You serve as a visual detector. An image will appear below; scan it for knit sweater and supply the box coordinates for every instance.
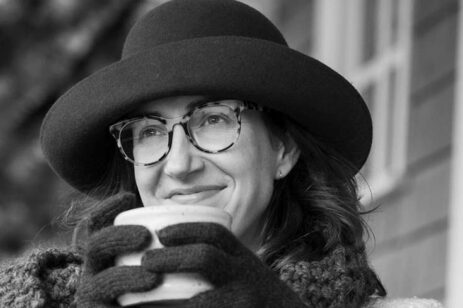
[0,248,442,308]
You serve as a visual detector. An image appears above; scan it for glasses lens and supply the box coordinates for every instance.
[189,105,239,152]
[119,118,169,164]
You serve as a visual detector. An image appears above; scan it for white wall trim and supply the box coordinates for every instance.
[445,0,463,306]
[312,0,347,72]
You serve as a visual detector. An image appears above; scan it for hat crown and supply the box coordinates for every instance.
[122,0,287,58]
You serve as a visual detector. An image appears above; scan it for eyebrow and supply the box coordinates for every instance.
[130,96,216,118]
[185,96,216,110]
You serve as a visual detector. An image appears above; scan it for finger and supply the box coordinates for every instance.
[142,244,234,286]
[183,282,262,308]
[88,192,138,233]
[79,266,161,303]
[86,225,151,273]
[157,222,243,255]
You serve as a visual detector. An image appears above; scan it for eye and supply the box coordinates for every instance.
[197,113,234,128]
[204,114,226,125]
[189,104,236,130]
[138,126,165,139]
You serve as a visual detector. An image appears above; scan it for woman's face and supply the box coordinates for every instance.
[132,96,298,250]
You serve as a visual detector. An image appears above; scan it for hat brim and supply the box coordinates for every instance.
[40,36,372,193]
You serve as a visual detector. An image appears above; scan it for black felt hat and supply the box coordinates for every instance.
[40,0,372,194]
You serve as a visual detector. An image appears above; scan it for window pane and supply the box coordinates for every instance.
[389,0,400,46]
[361,0,379,62]
[385,68,397,170]
[273,0,315,53]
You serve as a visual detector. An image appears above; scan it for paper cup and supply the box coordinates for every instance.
[114,205,232,307]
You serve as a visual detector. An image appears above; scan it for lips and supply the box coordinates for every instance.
[164,185,226,204]
[167,185,225,198]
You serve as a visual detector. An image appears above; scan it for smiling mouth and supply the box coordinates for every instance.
[167,186,226,204]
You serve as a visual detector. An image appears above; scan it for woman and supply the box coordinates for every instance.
[0,0,443,307]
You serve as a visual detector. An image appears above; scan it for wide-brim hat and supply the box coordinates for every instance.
[40,0,372,194]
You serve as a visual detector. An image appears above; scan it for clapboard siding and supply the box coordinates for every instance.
[411,12,457,96]
[367,157,450,248]
[371,228,447,298]
[413,0,458,34]
[407,83,454,166]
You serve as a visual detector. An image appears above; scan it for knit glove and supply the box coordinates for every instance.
[75,192,160,308]
[142,222,307,308]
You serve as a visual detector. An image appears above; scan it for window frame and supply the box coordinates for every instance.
[313,0,413,204]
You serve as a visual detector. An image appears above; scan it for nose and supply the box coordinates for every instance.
[162,124,204,179]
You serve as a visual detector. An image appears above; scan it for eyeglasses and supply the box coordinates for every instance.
[109,100,262,166]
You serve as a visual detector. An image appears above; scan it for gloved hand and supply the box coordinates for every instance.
[141,222,307,308]
[75,192,160,308]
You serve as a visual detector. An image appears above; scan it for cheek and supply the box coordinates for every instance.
[231,164,274,226]
[225,129,279,236]
[134,167,157,204]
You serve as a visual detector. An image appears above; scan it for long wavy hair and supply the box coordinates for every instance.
[258,110,370,269]
[257,111,386,307]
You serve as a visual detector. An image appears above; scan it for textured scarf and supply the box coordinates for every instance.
[0,247,441,307]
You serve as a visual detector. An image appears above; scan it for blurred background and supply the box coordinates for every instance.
[1,0,462,305]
